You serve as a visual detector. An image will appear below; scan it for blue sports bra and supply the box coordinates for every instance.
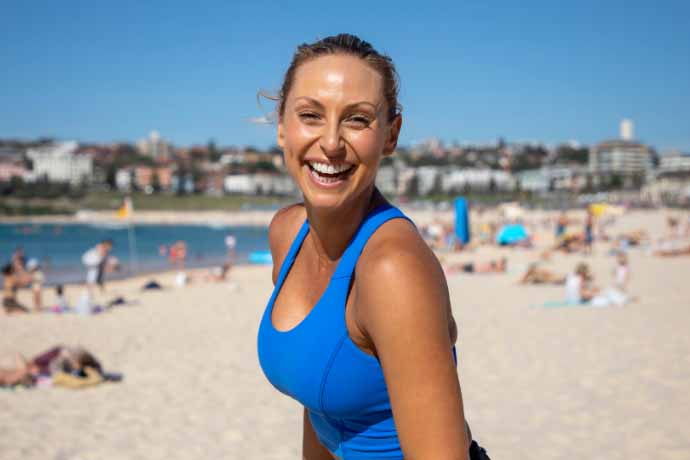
[258,204,417,459]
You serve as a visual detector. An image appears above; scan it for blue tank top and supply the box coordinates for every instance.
[257,204,413,459]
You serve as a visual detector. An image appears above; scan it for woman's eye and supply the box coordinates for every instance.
[346,116,371,127]
[298,112,321,122]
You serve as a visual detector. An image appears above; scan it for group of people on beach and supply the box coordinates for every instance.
[2,239,118,316]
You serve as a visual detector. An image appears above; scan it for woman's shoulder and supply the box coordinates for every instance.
[268,203,306,283]
[352,215,453,346]
[355,216,446,304]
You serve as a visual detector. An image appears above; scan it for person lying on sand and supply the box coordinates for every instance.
[519,263,566,285]
[0,345,121,389]
[654,243,690,257]
[444,257,507,275]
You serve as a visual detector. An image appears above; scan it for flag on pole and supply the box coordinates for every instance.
[117,196,133,220]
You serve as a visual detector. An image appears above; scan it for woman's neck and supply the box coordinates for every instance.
[304,187,382,265]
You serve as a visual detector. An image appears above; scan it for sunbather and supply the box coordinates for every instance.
[0,345,119,389]
[520,263,566,285]
[444,258,507,275]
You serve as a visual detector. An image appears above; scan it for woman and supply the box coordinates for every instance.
[257,34,488,459]
[2,263,29,314]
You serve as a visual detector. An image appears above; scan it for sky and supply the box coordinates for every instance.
[1,1,689,152]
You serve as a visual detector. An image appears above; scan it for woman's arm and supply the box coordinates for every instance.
[302,408,334,460]
[356,221,470,460]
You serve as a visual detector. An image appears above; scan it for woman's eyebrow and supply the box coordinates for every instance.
[293,97,379,112]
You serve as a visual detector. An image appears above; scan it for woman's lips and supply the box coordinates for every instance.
[305,163,355,188]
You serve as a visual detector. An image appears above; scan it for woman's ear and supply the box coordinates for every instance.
[277,119,285,150]
[383,115,402,156]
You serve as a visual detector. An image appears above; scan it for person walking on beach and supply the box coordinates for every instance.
[583,208,595,255]
[256,34,488,459]
[82,239,114,295]
[26,258,44,311]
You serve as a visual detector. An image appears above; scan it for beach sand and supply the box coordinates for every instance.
[1,209,689,459]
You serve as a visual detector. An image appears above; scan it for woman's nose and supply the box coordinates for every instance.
[319,121,345,157]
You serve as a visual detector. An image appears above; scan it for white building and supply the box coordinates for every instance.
[589,121,654,187]
[375,165,397,196]
[659,151,690,174]
[517,166,587,192]
[223,173,296,195]
[442,168,515,193]
[115,168,133,191]
[26,141,93,185]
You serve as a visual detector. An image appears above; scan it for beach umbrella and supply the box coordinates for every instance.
[496,224,529,245]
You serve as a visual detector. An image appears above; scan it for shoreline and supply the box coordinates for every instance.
[0,207,457,227]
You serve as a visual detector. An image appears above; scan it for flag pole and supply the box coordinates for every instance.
[119,195,138,275]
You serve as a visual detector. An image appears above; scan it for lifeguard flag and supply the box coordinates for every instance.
[117,197,133,219]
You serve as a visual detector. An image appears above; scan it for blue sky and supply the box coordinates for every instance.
[1,1,689,151]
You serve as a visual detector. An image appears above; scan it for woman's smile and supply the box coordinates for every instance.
[305,160,357,188]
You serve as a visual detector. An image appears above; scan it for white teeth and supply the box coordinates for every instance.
[308,161,352,175]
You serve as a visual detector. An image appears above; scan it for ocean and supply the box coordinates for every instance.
[0,222,270,285]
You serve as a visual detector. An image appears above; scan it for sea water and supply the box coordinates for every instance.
[0,222,269,285]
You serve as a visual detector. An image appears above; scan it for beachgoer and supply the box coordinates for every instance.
[0,345,115,389]
[10,246,31,287]
[614,253,629,292]
[54,284,70,312]
[82,239,114,294]
[555,212,568,241]
[2,263,29,314]
[256,34,488,459]
[519,262,566,285]
[565,262,598,304]
[445,258,507,275]
[26,258,44,311]
[583,209,594,255]
[654,243,690,257]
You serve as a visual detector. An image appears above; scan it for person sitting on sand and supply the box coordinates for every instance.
[2,263,29,315]
[52,284,71,312]
[519,262,566,285]
[565,262,599,304]
[0,345,120,389]
[444,257,507,275]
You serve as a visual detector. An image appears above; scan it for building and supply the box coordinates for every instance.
[589,120,654,188]
[115,168,133,191]
[442,168,515,193]
[223,173,296,195]
[26,141,93,185]
[0,160,28,182]
[517,165,588,192]
[136,131,171,161]
[658,150,690,175]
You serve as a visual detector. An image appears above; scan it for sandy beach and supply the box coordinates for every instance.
[2,208,690,459]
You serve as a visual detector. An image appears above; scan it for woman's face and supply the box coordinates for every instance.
[278,54,401,212]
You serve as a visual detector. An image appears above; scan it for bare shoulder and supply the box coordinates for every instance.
[354,218,450,337]
[268,203,306,284]
[357,218,444,288]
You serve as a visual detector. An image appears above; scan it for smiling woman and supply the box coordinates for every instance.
[256,34,489,460]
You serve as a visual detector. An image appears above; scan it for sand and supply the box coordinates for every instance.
[1,209,689,459]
